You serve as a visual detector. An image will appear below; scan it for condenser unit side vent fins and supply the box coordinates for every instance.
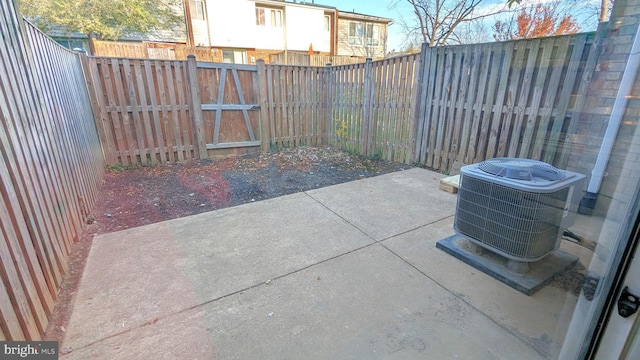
[453,158,585,262]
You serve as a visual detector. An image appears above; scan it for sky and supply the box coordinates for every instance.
[310,0,602,51]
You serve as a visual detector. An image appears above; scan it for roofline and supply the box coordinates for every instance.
[251,0,394,23]
[252,0,337,11]
[336,10,393,24]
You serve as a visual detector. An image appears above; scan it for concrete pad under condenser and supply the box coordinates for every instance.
[436,235,579,296]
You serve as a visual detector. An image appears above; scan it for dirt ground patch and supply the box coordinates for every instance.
[45,147,411,344]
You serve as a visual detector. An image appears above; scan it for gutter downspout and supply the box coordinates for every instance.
[579,20,640,215]
[283,8,288,65]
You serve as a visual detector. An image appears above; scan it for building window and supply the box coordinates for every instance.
[271,9,283,27]
[256,7,283,27]
[349,21,380,47]
[222,49,248,64]
[324,15,331,32]
[256,8,266,26]
[190,0,206,21]
[348,22,363,45]
[366,24,380,46]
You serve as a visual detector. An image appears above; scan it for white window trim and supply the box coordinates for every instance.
[222,49,248,64]
[348,22,363,46]
[270,9,283,27]
[348,21,380,48]
[256,6,283,28]
[191,0,206,21]
[256,7,266,26]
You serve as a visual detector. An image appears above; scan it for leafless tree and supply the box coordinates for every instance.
[393,0,507,46]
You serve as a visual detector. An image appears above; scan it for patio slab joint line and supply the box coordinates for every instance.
[377,241,544,357]
[302,191,378,242]
[65,240,384,353]
[303,191,455,243]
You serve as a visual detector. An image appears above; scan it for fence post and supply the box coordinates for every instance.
[413,43,429,164]
[361,58,373,157]
[256,59,271,152]
[324,63,333,146]
[185,55,208,159]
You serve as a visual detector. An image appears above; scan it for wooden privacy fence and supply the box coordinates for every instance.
[84,56,263,164]
[327,55,420,163]
[414,33,598,172]
[1,5,104,341]
[262,65,330,149]
[87,32,598,172]
[84,57,196,165]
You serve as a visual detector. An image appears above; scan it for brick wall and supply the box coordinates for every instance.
[252,49,283,64]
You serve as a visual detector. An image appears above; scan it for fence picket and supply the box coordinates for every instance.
[474,44,503,164]
[558,32,601,168]
[497,40,526,159]
[102,59,127,164]
[434,49,453,169]
[486,42,514,160]
[446,48,466,169]
[145,60,167,162]
[466,46,492,164]
[532,36,571,161]
[164,61,184,161]
[508,39,541,158]
[457,45,481,166]
[520,39,554,158]
[121,59,147,162]
[545,34,588,164]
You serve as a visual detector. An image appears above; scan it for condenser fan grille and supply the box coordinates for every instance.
[478,158,565,181]
[454,176,570,260]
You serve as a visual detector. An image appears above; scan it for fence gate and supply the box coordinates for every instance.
[192,62,261,150]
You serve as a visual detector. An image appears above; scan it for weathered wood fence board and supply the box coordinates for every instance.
[1,2,103,341]
[413,33,598,172]
[197,62,261,149]
[86,56,265,164]
[86,57,196,164]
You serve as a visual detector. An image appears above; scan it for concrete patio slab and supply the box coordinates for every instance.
[64,192,374,349]
[62,167,593,359]
[306,169,456,240]
[63,245,542,360]
[382,219,591,358]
